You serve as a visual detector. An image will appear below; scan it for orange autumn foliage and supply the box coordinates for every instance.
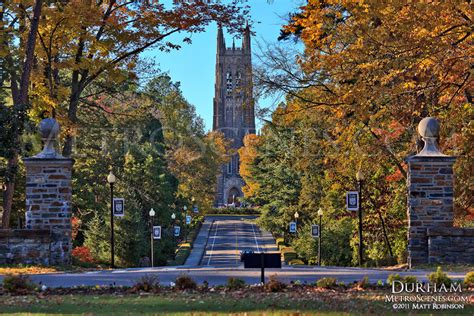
[238,134,262,198]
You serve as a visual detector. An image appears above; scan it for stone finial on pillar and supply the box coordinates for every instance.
[406,117,456,267]
[35,118,63,159]
[416,117,445,157]
[23,118,74,265]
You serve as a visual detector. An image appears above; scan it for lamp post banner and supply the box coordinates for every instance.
[311,225,320,238]
[153,226,161,239]
[289,222,297,233]
[113,198,125,217]
[186,215,192,225]
[174,226,181,237]
[346,191,359,211]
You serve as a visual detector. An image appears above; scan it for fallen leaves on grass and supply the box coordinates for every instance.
[0,266,58,275]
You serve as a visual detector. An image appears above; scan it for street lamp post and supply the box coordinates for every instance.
[317,208,323,266]
[171,212,176,236]
[107,171,116,269]
[294,211,299,236]
[149,208,155,267]
[183,206,188,242]
[356,170,364,266]
[171,212,176,259]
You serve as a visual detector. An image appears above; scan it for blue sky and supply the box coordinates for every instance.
[141,1,303,131]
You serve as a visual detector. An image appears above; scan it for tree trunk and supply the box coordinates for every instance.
[1,0,42,228]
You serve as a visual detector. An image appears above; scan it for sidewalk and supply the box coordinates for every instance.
[184,219,213,266]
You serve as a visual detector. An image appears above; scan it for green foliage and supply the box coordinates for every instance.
[387,274,417,286]
[464,271,474,287]
[428,267,452,287]
[288,259,305,265]
[276,238,286,249]
[77,76,203,266]
[2,274,37,294]
[227,278,246,290]
[206,207,260,215]
[168,243,191,266]
[316,277,337,288]
[280,247,297,264]
[174,275,197,291]
[404,276,418,284]
[386,274,403,286]
[240,105,400,267]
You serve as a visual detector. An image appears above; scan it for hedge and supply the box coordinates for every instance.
[288,259,305,265]
[276,238,286,250]
[168,243,191,266]
[205,207,260,215]
[281,247,297,263]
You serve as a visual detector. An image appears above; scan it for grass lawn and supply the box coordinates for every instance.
[1,291,472,315]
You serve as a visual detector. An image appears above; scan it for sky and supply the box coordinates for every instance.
[141,1,304,132]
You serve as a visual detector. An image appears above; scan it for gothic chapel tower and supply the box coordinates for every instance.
[213,24,255,207]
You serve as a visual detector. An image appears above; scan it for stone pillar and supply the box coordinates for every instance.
[406,117,456,268]
[23,118,74,265]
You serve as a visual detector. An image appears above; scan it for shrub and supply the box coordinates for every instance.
[264,275,286,292]
[308,257,318,265]
[464,271,474,288]
[288,259,305,265]
[387,274,403,286]
[206,207,260,215]
[428,266,452,287]
[71,246,95,263]
[2,274,37,294]
[377,280,384,287]
[227,278,246,290]
[175,274,197,290]
[168,243,191,266]
[132,274,160,292]
[404,275,418,284]
[316,277,337,288]
[276,238,285,249]
[356,276,370,289]
[281,247,297,263]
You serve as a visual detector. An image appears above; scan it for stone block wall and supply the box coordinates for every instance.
[0,230,51,265]
[406,156,457,267]
[428,227,474,264]
[23,158,74,265]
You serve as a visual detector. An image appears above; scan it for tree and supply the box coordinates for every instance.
[144,75,228,210]
[76,87,178,266]
[1,0,249,227]
[246,1,472,265]
[0,0,43,228]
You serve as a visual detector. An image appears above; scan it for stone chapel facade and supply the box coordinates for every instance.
[213,25,255,207]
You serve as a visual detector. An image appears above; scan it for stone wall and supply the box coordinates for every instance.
[406,156,457,266]
[0,230,51,265]
[0,118,74,266]
[406,117,474,268]
[428,227,474,264]
[23,158,74,265]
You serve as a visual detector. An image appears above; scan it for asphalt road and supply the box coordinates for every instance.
[200,217,277,266]
[0,216,468,288]
[0,266,467,288]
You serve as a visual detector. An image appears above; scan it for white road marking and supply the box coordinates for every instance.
[235,222,239,265]
[207,222,219,266]
[251,223,260,252]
